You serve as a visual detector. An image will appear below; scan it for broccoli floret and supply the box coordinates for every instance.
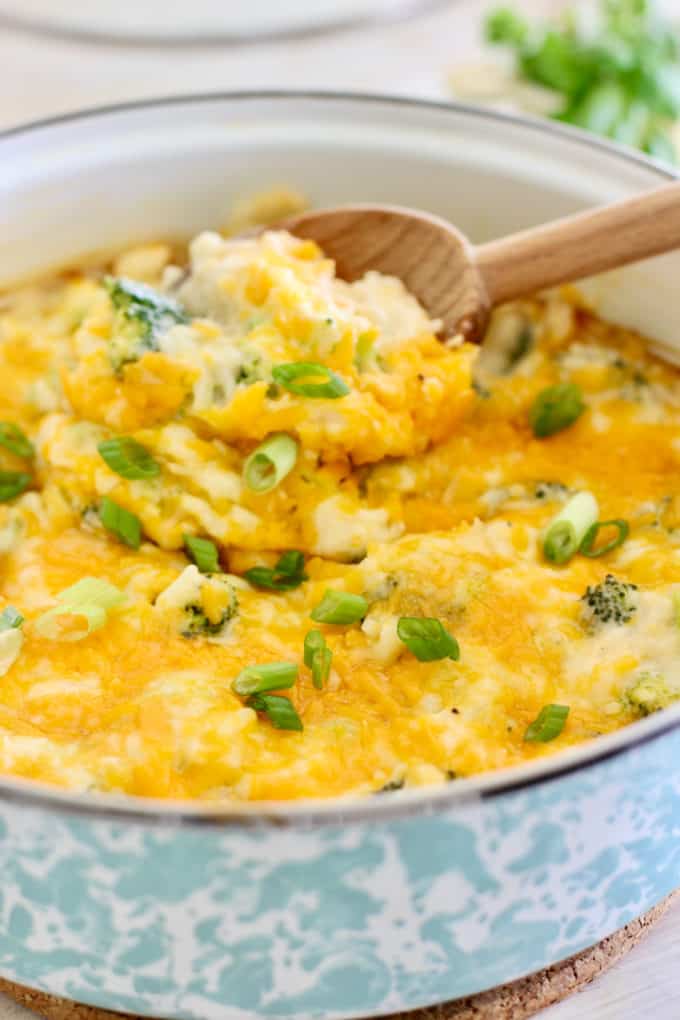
[235,347,268,387]
[580,574,639,629]
[626,672,680,717]
[375,777,405,794]
[104,277,188,372]
[181,574,238,638]
[155,565,238,639]
[480,480,569,516]
[534,481,569,502]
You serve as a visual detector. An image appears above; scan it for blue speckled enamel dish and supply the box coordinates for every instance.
[1,92,680,1019]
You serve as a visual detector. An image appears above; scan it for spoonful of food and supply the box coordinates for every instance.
[281,184,680,342]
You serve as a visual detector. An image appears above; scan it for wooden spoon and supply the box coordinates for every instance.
[281,185,680,341]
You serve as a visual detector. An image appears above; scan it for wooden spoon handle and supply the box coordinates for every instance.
[474,181,680,307]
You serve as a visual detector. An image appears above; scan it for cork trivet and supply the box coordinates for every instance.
[1,892,677,1020]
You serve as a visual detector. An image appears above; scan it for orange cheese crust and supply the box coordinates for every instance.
[0,238,678,802]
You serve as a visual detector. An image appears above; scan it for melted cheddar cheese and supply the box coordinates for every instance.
[0,230,679,802]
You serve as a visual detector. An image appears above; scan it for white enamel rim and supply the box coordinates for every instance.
[0,0,450,45]
[1,90,679,827]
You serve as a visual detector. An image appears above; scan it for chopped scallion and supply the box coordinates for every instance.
[303,628,325,668]
[524,704,570,743]
[247,693,303,731]
[184,534,220,574]
[0,423,34,460]
[243,434,298,493]
[272,361,350,399]
[0,606,23,631]
[530,383,584,438]
[543,491,599,565]
[673,591,680,630]
[304,629,332,689]
[35,577,127,642]
[97,436,160,480]
[310,589,368,625]
[579,519,629,558]
[232,661,298,697]
[397,617,460,662]
[57,577,128,611]
[485,1,680,165]
[0,471,30,503]
[99,497,142,549]
[244,550,307,591]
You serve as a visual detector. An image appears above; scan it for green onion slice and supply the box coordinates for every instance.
[0,423,34,460]
[243,434,298,493]
[579,519,629,558]
[312,646,332,689]
[543,491,599,565]
[272,362,350,399]
[247,693,304,731]
[99,497,142,549]
[0,471,30,503]
[303,629,325,668]
[672,591,680,630]
[524,704,570,743]
[530,383,584,438]
[304,629,332,689]
[97,436,160,480]
[57,578,127,611]
[244,550,307,591]
[310,589,368,625]
[184,534,220,574]
[397,617,460,662]
[0,606,23,632]
[35,577,127,642]
[232,661,298,697]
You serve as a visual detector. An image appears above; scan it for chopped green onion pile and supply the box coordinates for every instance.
[304,629,332,689]
[245,550,307,591]
[486,0,680,163]
[311,589,369,625]
[35,577,127,641]
[0,422,34,460]
[99,497,142,549]
[232,661,298,697]
[243,433,298,493]
[272,361,350,399]
[530,382,584,438]
[97,436,160,480]
[543,491,599,565]
[397,616,460,662]
[184,534,220,574]
[524,703,570,742]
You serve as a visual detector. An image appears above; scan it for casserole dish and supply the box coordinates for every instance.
[0,0,447,44]
[1,92,680,1019]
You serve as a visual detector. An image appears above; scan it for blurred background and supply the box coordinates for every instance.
[2,0,680,169]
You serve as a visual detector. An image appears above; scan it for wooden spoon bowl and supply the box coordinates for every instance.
[282,186,680,342]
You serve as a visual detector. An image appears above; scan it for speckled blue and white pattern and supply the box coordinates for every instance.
[0,731,678,1020]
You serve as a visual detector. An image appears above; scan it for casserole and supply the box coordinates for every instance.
[0,92,680,1019]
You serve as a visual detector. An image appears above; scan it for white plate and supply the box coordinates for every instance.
[0,0,443,41]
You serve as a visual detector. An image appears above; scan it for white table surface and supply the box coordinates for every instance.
[1,1,680,1017]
